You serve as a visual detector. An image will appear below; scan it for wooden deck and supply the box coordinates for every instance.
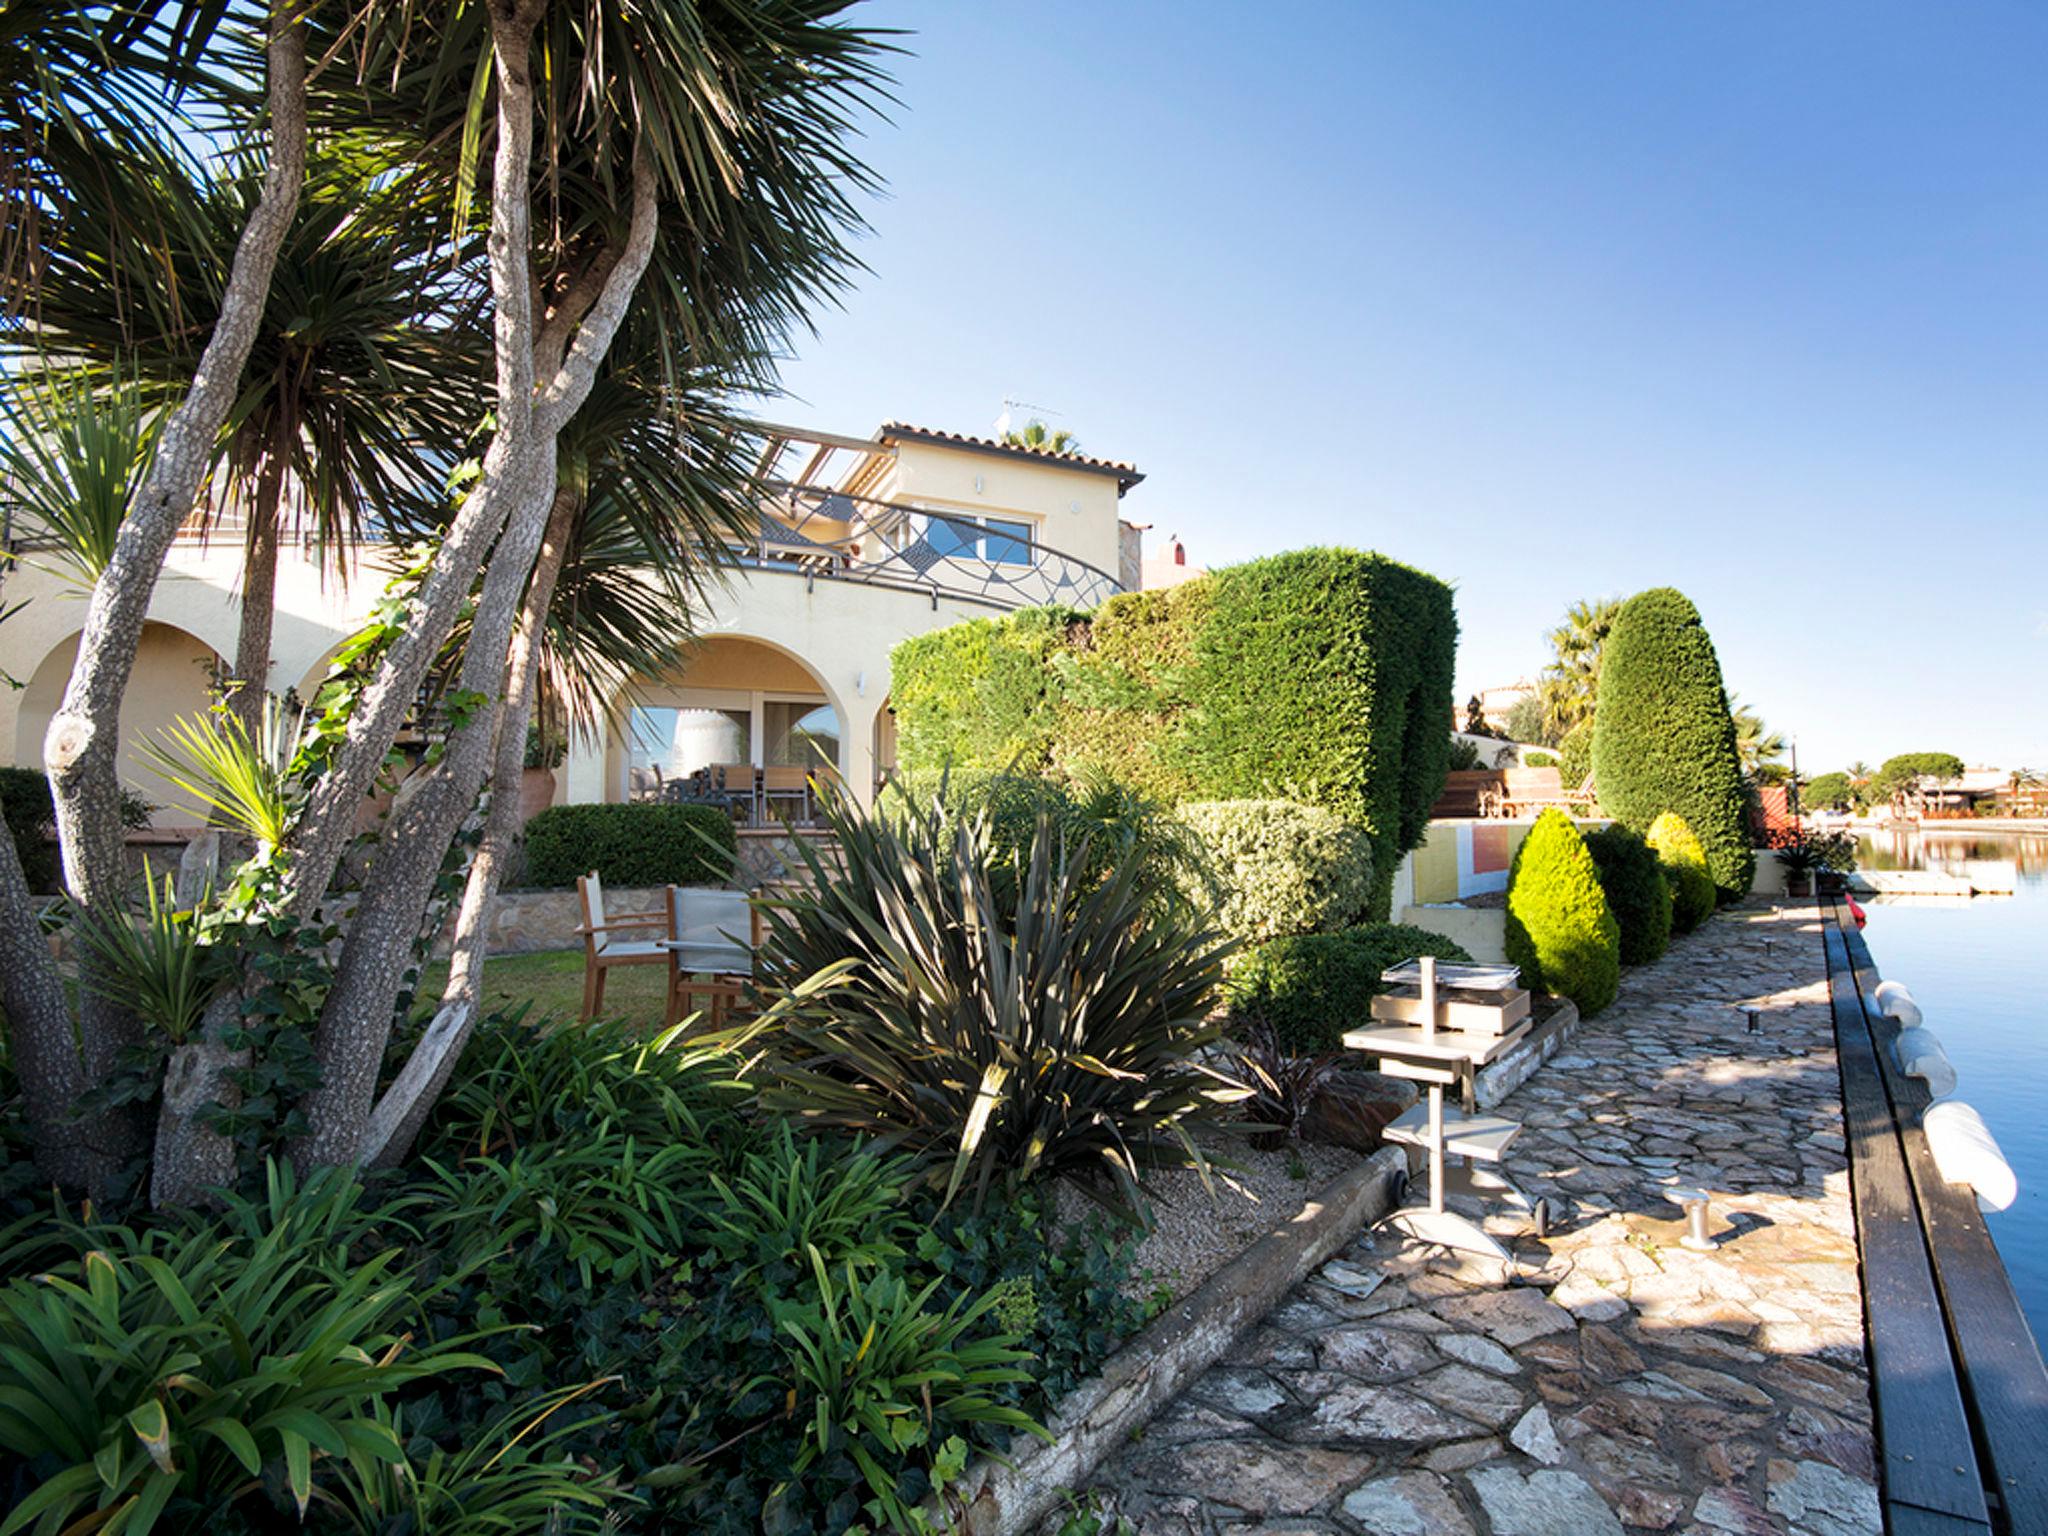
[1824,897,2048,1534]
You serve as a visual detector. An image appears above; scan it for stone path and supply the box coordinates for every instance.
[1068,901,1879,1535]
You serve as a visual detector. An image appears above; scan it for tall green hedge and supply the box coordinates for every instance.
[891,548,1457,919]
[1590,588,1755,899]
[524,803,738,890]
[1503,809,1620,1016]
[1170,800,1373,945]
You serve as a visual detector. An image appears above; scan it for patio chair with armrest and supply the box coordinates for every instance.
[664,885,756,1028]
[577,871,668,1020]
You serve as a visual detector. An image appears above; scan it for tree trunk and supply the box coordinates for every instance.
[0,796,92,1190]
[33,0,307,1196]
[231,433,288,740]
[150,990,249,1208]
[362,483,579,1169]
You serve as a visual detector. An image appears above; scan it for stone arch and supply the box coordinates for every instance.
[15,622,226,828]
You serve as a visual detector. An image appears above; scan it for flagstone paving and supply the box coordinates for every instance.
[1066,900,1879,1535]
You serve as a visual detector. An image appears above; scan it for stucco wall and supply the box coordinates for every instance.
[888,439,1125,580]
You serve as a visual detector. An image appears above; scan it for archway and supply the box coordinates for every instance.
[15,623,225,828]
[600,633,850,808]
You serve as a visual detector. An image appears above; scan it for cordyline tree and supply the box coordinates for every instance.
[0,0,887,1207]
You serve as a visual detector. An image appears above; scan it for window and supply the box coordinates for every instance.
[627,705,749,796]
[764,701,840,771]
[921,511,1035,566]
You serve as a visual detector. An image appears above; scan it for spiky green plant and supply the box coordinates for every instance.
[0,370,159,581]
[758,783,1245,1220]
[70,861,228,1044]
[140,699,298,849]
[771,1245,1044,1530]
[0,1163,493,1536]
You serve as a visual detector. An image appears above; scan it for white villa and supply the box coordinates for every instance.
[0,422,1148,829]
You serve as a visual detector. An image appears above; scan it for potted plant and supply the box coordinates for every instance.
[522,723,566,823]
[1768,826,1843,897]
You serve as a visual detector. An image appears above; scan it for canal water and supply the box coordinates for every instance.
[1850,828,2048,1344]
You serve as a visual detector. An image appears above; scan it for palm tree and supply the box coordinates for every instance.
[1002,418,1081,455]
[10,136,485,735]
[1537,595,1620,741]
[1728,694,1788,780]
[2010,767,2044,818]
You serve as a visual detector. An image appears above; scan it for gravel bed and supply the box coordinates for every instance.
[1058,1134,1363,1303]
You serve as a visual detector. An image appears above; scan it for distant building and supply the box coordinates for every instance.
[1141,532,1206,590]
[1472,678,1538,736]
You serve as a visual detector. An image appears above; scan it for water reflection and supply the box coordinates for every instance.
[1853,826,2048,882]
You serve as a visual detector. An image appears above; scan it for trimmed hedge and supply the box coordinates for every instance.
[1558,719,1593,790]
[891,547,1458,919]
[1503,809,1620,1016]
[1171,799,1372,946]
[1228,922,1473,1055]
[1590,588,1754,899]
[523,802,738,889]
[1585,823,1673,965]
[1646,811,1716,934]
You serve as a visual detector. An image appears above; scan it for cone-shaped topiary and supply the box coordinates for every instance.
[1585,824,1673,965]
[1646,811,1716,934]
[1504,809,1620,1016]
[1590,588,1755,900]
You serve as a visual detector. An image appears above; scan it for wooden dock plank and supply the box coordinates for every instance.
[1838,908,2048,1536]
[1824,908,1993,1532]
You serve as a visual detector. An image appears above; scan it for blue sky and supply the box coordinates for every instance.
[770,2,2048,774]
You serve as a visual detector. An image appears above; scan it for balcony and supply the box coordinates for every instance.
[739,483,1121,612]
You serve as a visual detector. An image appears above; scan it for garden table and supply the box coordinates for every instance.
[1342,957,1544,1260]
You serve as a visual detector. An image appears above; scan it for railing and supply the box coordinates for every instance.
[743,485,1122,611]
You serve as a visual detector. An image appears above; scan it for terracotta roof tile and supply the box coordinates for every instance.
[876,421,1144,493]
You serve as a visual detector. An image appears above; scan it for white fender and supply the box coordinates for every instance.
[1892,1027,1958,1100]
[1922,1101,2018,1214]
[1874,979,1923,1028]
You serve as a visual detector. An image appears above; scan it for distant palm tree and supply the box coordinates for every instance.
[1002,418,1081,455]
[1537,595,1621,742]
[1728,694,1787,779]
[2010,767,2044,817]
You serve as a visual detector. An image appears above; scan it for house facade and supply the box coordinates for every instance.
[0,423,1145,828]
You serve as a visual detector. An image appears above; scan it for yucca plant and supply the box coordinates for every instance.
[769,1245,1045,1531]
[70,861,229,1045]
[0,1163,494,1536]
[0,369,160,583]
[759,783,1246,1221]
[141,697,301,851]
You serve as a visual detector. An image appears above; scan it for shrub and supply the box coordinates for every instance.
[1228,923,1474,1055]
[1584,824,1673,965]
[0,1165,492,1536]
[522,801,737,889]
[1646,811,1716,934]
[757,783,1241,1219]
[0,767,150,894]
[1447,737,1484,771]
[1524,751,1557,769]
[1503,810,1620,1016]
[1590,588,1755,899]
[891,547,1459,919]
[1557,719,1594,790]
[1170,799,1372,945]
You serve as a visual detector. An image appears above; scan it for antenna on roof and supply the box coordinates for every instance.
[996,396,1063,438]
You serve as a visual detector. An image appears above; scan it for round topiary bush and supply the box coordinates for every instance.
[1172,799,1373,945]
[1590,588,1755,900]
[1228,922,1472,1055]
[1503,809,1620,1016]
[1646,811,1716,934]
[1584,823,1672,965]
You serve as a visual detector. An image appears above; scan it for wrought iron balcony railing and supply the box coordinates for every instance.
[742,485,1122,611]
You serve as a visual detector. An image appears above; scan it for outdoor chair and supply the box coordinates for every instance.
[665,885,756,1028]
[576,871,667,1020]
[761,766,812,824]
[712,762,758,824]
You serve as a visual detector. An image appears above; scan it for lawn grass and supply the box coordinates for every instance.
[417,948,670,1027]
